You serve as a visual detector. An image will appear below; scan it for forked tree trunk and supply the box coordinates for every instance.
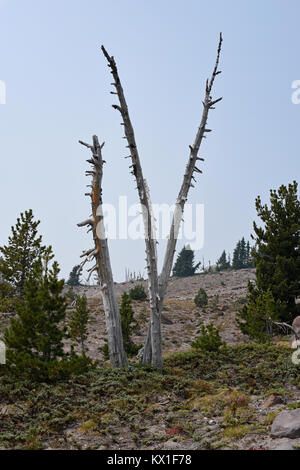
[101,34,223,370]
[78,136,128,368]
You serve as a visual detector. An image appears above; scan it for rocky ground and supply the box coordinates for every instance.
[65,268,256,361]
[1,268,300,451]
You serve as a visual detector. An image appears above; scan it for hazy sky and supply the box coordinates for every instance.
[0,0,299,282]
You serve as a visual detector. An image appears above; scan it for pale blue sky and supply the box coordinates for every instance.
[0,0,299,282]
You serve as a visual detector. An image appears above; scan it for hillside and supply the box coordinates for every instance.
[1,268,300,451]
[67,268,256,361]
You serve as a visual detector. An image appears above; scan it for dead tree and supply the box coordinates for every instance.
[101,35,223,371]
[102,45,162,369]
[78,135,128,368]
[267,317,300,346]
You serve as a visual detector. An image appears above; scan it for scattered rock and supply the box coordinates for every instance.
[273,440,295,450]
[263,394,284,409]
[146,425,165,437]
[163,441,181,450]
[271,409,300,438]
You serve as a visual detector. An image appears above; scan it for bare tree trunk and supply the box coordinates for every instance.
[78,136,128,368]
[142,33,223,362]
[100,34,223,370]
[101,47,162,371]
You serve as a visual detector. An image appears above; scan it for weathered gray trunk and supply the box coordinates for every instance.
[101,34,223,370]
[101,47,162,371]
[78,136,128,368]
[291,316,300,348]
[142,34,223,362]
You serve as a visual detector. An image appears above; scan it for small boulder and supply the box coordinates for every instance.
[271,409,300,438]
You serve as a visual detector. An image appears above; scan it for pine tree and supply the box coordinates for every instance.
[4,253,68,380]
[232,240,242,269]
[66,265,82,286]
[232,238,253,270]
[0,210,49,302]
[240,237,247,267]
[216,250,231,271]
[245,241,254,268]
[69,295,89,355]
[119,292,141,357]
[249,181,300,322]
[238,288,279,342]
[172,246,200,277]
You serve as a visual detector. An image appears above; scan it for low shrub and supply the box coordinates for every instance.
[194,288,208,308]
[191,323,226,352]
[129,285,147,301]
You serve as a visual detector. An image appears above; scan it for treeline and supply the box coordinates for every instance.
[216,237,254,271]
[172,238,254,278]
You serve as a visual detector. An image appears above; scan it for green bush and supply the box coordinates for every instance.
[101,342,109,361]
[102,293,142,360]
[129,285,147,301]
[120,293,141,357]
[237,287,279,343]
[194,288,208,308]
[68,294,89,355]
[191,323,226,352]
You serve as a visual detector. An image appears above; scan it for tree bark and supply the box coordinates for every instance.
[101,46,162,371]
[78,136,128,368]
[142,33,223,362]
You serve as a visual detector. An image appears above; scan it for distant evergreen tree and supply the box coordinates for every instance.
[0,210,49,302]
[245,241,254,268]
[232,237,254,270]
[194,288,208,307]
[66,265,82,286]
[69,294,89,355]
[172,246,200,277]
[216,250,231,271]
[129,284,147,301]
[232,240,242,269]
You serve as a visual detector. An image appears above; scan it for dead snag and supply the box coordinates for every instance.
[101,33,223,370]
[78,135,128,368]
[101,46,161,371]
